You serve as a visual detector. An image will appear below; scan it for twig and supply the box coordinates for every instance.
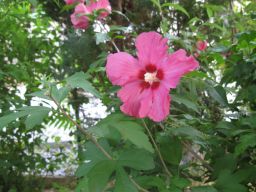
[142,119,172,177]
[129,176,149,192]
[159,123,213,172]
[111,40,120,52]
[99,22,120,53]
[49,94,148,191]
[182,141,214,172]
[49,95,113,160]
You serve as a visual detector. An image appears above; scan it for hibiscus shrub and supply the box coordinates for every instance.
[1,0,256,191]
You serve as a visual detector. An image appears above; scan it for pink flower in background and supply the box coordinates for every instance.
[106,32,199,122]
[70,0,111,29]
[87,0,111,19]
[71,3,90,29]
[65,0,84,5]
[196,40,208,51]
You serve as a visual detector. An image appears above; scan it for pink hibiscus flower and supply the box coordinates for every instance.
[70,0,111,29]
[196,40,208,51]
[87,0,111,19]
[65,0,84,5]
[106,32,199,122]
[71,3,90,29]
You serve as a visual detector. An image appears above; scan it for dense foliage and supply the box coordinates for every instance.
[0,0,256,191]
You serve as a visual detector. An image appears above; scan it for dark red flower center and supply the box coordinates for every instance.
[138,64,164,90]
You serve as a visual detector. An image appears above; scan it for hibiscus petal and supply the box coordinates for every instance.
[106,52,140,86]
[118,81,153,118]
[161,49,199,89]
[71,3,90,29]
[148,86,170,122]
[135,32,168,66]
[196,40,208,51]
[87,0,111,18]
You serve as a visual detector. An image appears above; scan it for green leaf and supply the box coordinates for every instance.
[157,136,182,165]
[111,10,130,22]
[26,90,50,100]
[150,0,161,11]
[90,113,154,152]
[134,176,166,191]
[0,106,50,129]
[162,3,190,18]
[191,186,218,192]
[213,154,237,177]
[0,111,30,129]
[171,126,204,140]
[25,110,49,130]
[51,85,70,103]
[76,140,110,177]
[170,176,190,189]
[114,122,154,153]
[235,133,256,156]
[87,160,116,192]
[206,6,213,18]
[89,113,126,141]
[75,177,89,192]
[215,170,247,192]
[114,167,138,192]
[118,149,155,171]
[208,85,228,107]
[172,95,199,113]
[66,72,100,98]
[185,71,208,79]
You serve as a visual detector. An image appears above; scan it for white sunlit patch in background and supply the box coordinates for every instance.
[17,84,108,176]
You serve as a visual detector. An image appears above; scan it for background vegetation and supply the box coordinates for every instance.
[0,0,256,191]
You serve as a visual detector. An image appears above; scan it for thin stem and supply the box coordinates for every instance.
[49,95,113,160]
[182,141,214,172]
[111,40,120,52]
[49,94,148,191]
[99,22,120,53]
[129,176,149,192]
[142,119,172,177]
[159,124,214,172]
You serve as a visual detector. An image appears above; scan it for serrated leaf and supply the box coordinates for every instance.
[172,95,199,113]
[134,176,166,191]
[76,140,110,177]
[158,136,182,165]
[66,72,100,98]
[235,133,256,156]
[215,170,247,192]
[0,106,50,129]
[171,126,204,140]
[26,90,50,100]
[213,154,237,177]
[90,113,153,152]
[25,110,49,130]
[118,149,155,171]
[88,160,116,192]
[89,113,126,141]
[208,85,228,107]
[51,85,70,103]
[0,111,31,129]
[114,167,138,192]
[114,122,154,153]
